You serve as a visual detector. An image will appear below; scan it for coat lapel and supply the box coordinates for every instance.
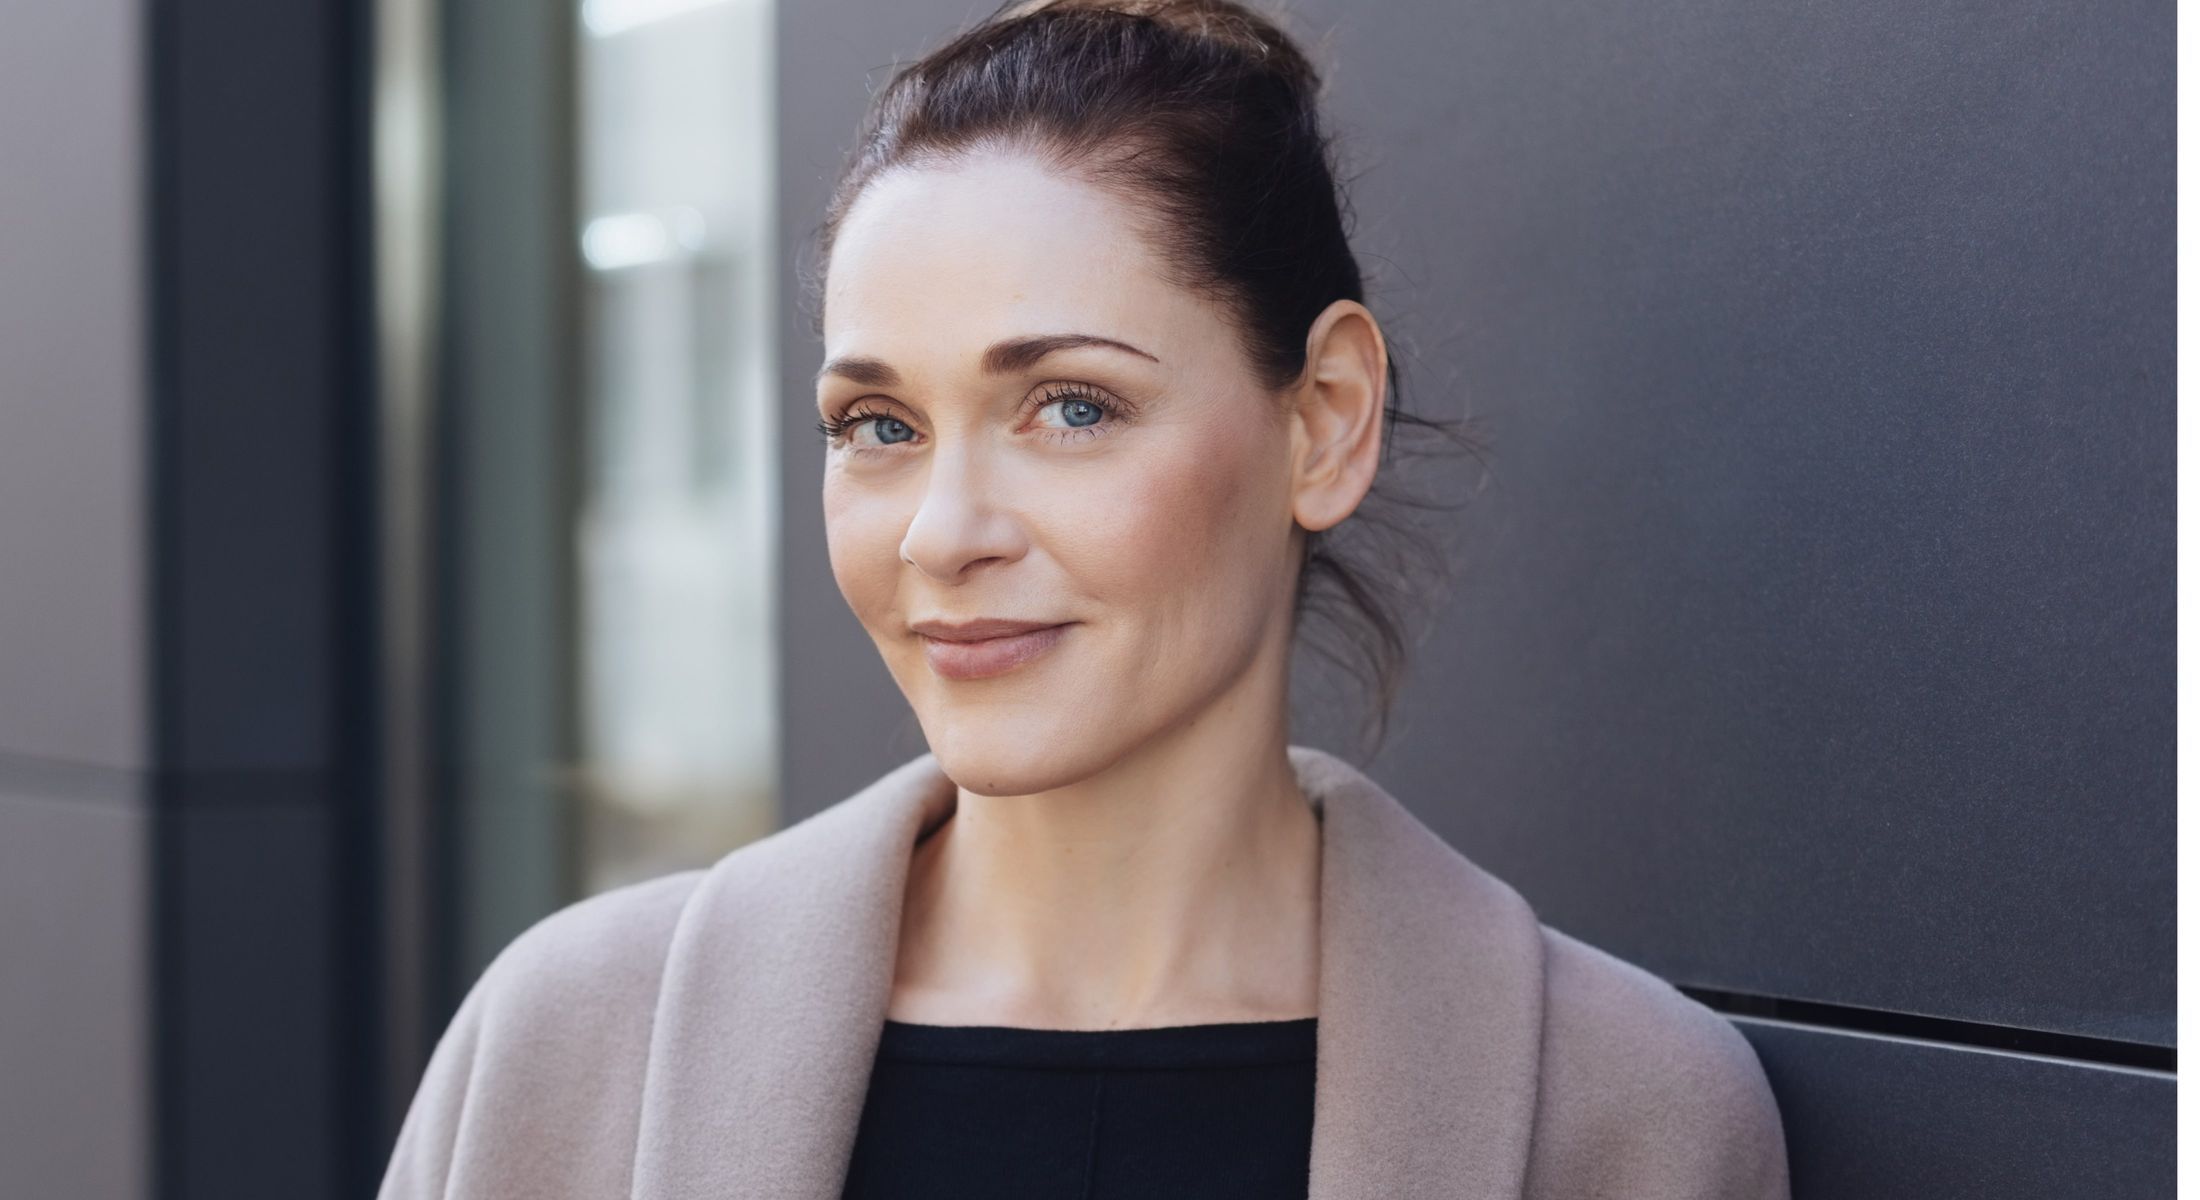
[629,745,1546,1199]
[1292,745,1548,1199]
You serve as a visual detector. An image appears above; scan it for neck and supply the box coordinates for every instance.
[888,658,1321,1031]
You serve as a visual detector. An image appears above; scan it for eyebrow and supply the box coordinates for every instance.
[814,333,1160,389]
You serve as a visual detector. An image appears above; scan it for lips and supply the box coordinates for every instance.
[913,620,1072,680]
[909,616,1064,641]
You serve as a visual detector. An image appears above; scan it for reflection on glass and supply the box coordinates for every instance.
[574,0,778,894]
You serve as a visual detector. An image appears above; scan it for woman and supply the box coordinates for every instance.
[380,1,1791,1196]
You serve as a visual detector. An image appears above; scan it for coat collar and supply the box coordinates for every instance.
[629,744,1548,1199]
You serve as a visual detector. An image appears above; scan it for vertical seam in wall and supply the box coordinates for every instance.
[142,0,179,1190]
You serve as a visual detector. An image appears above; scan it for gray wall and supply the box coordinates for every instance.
[774,1,2174,1195]
[0,0,153,1194]
[0,0,380,1196]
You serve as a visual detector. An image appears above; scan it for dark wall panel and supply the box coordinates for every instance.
[1738,1019,2173,1197]
[1312,0,2173,1048]
[164,800,338,1199]
[152,0,379,1196]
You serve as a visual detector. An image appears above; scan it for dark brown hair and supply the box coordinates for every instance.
[802,0,1486,754]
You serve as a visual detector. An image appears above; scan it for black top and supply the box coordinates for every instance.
[840,1016,1318,1200]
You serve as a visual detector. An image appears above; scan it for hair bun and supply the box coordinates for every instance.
[988,0,1322,93]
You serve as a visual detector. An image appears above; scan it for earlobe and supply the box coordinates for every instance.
[1289,300,1388,534]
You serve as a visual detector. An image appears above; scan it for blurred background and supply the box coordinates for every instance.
[0,0,2174,1197]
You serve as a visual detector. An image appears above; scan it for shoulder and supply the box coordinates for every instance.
[464,772,911,1019]
[436,867,712,1089]
[466,867,707,1033]
[1524,924,1791,1199]
[379,869,710,1197]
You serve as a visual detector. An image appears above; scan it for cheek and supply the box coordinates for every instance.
[822,471,904,623]
[1054,408,1287,629]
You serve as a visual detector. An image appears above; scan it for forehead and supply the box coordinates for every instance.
[820,151,1206,367]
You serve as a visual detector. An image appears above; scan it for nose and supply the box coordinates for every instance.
[898,441,1027,582]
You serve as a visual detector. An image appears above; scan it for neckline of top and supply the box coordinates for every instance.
[875,1015,1318,1071]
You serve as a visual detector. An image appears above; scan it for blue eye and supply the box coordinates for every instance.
[868,417,916,445]
[817,405,917,450]
[1033,385,1120,439]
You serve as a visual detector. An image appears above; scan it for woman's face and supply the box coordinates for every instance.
[816,150,1307,794]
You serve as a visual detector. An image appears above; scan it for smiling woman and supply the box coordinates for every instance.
[812,147,1369,797]
[377,2,1791,1197]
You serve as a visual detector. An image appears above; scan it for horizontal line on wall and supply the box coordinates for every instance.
[0,751,145,807]
[1679,986,2174,1073]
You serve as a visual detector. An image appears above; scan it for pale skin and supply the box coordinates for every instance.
[816,148,1389,1031]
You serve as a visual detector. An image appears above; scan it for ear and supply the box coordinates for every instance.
[1288,299,1388,533]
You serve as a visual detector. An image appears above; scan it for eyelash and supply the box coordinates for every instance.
[815,383,1126,451]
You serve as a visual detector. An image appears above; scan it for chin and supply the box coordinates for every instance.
[918,715,1119,797]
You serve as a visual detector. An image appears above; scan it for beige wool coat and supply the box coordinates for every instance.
[379,745,1791,1199]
